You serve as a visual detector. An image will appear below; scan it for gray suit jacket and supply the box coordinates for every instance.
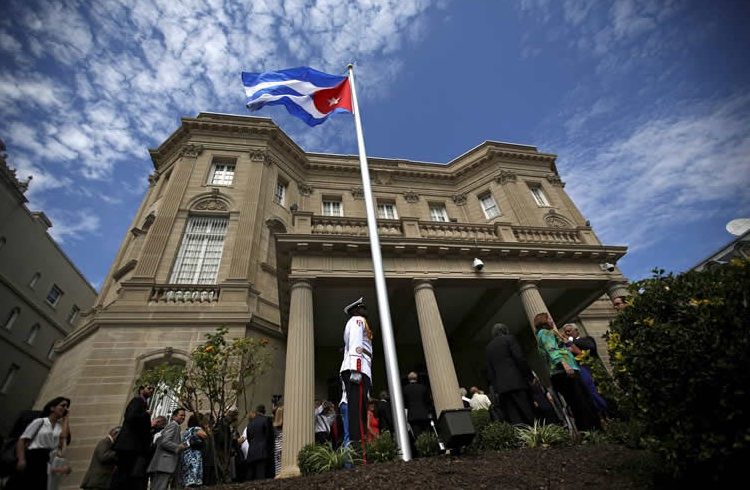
[147,420,182,474]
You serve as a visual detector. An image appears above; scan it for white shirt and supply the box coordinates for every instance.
[470,393,492,410]
[339,315,373,379]
[21,417,62,450]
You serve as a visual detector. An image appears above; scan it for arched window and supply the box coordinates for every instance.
[26,323,40,345]
[170,215,228,284]
[4,308,19,330]
[29,273,41,288]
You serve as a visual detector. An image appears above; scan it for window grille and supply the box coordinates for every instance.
[149,379,180,419]
[322,200,343,217]
[170,216,228,284]
[46,285,63,306]
[210,163,235,186]
[479,194,500,219]
[377,203,398,219]
[430,204,449,222]
[274,181,286,205]
[530,186,550,206]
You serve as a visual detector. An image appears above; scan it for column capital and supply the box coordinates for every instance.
[518,280,541,292]
[289,277,314,291]
[413,278,437,291]
[607,281,630,298]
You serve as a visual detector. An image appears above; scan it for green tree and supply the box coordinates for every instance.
[607,260,750,481]
[139,327,272,482]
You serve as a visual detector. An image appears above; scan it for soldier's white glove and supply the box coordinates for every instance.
[349,372,362,384]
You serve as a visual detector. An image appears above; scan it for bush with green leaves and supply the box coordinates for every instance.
[608,260,750,480]
[297,443,359,475]
[364,431,399,463]
[470,408,492,433]
[516,421,571,448]
[603,419,645,448]
[415,432,441,457]
[478,421,518,451]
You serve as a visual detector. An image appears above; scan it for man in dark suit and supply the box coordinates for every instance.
[80,427,120,489]
[402,372,432,440]
[485,323,535,426]
[146,408,186,490]
[245,405,273,481]
[110,385,154,490]
[375,391,393,434]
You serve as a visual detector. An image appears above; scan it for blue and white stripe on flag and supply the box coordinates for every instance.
[241,66,352,127]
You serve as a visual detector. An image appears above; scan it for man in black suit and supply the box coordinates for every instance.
[402,372,432,440]
[485,323,535,426]
[245,405,273,481]
[375,390,393,434]
[110,385,154,490]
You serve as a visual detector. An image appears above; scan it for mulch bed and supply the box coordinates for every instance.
[214,444,658,489]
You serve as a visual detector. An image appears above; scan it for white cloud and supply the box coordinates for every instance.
[562,94,750,253]
[47,210,101,244]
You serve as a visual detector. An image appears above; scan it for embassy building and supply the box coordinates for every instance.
[37,113,628,483]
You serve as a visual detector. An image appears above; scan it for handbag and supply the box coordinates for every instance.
[0,418,44,476]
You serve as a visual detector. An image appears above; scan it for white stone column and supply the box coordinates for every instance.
[607,281,630,302]
[413,279,463,417]
[518,281,550,332]
[278,279,315,478]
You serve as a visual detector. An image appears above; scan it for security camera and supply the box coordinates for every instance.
[600,262,615,272]
[472,258,484,271]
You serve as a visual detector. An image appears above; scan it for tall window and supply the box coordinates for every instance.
[1,364,20,394]
[29,273,41,288]
[429,203,449,222]
[26,324,40,345]
[46,285,63,307]
[529,185,550,207]
[322,199,343,217]
[209,161,235,186]
[67,306,80,325]
[4,308,19,330]
[377,203,398,219]
[274,180,287,206]
[170,216,228,284]
[47,343,57,361]
[479,194,500,219]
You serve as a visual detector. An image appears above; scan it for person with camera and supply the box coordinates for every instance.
[146,408,187,490]
[8,396,71,490]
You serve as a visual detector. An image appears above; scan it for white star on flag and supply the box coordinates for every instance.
[327,96,340,106]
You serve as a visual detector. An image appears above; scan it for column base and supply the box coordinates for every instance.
[277,465,302,479]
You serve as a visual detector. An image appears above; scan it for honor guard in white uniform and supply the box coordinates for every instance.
[339,297,373,453]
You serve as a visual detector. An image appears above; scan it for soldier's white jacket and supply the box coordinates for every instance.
[339,315,373,380]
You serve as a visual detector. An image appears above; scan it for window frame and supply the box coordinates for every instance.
[376,202,398,220]
[46,285,63,307]
[478,193,501,219]
[208,160,236,186]
[429,203,450,222]
[529,185,551,207]
[1,364,20,394]
[67,305,80,325]
[25,323,40,345]
[169,215,229,285]
[29,273,41,289]
[322,198,343,217]
[4,308,20,330]
[274,180,287,206]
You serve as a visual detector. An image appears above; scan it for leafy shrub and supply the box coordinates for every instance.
[580,430,609,445]
[603,419,645,448]
[516,421,571,448]
[608,260,750,480]
[478,421,518,451]
[365,431,399,463]
[297,443,358,474]
[470,408,492,433]
[415,432,441,457]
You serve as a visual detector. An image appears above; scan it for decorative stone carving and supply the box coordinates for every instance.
[403,191,420,203]
[372,171,392,185]
[298,183,313,196]
[546,173,565,187]
[249,149,273,166]
[194,199,228,211]
[496,170,517,185]
[351,187,364,200]
[452,193,467,206]
[180,144,204,158]
[544,209,572,228]
[148,173,158,187]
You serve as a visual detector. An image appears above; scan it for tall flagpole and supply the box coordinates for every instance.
[347,63,412,462]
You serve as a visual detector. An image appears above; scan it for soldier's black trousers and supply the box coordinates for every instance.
[341,371,371,446]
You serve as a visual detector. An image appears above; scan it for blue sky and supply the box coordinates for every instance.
[1,0,748,289]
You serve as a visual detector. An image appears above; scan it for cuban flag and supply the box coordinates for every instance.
[241,66,353,127]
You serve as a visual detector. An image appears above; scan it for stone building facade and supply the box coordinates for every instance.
[0,141,97,438]
[37,113,628,485]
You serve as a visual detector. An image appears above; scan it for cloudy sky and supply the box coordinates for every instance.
[1,0,748,289]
